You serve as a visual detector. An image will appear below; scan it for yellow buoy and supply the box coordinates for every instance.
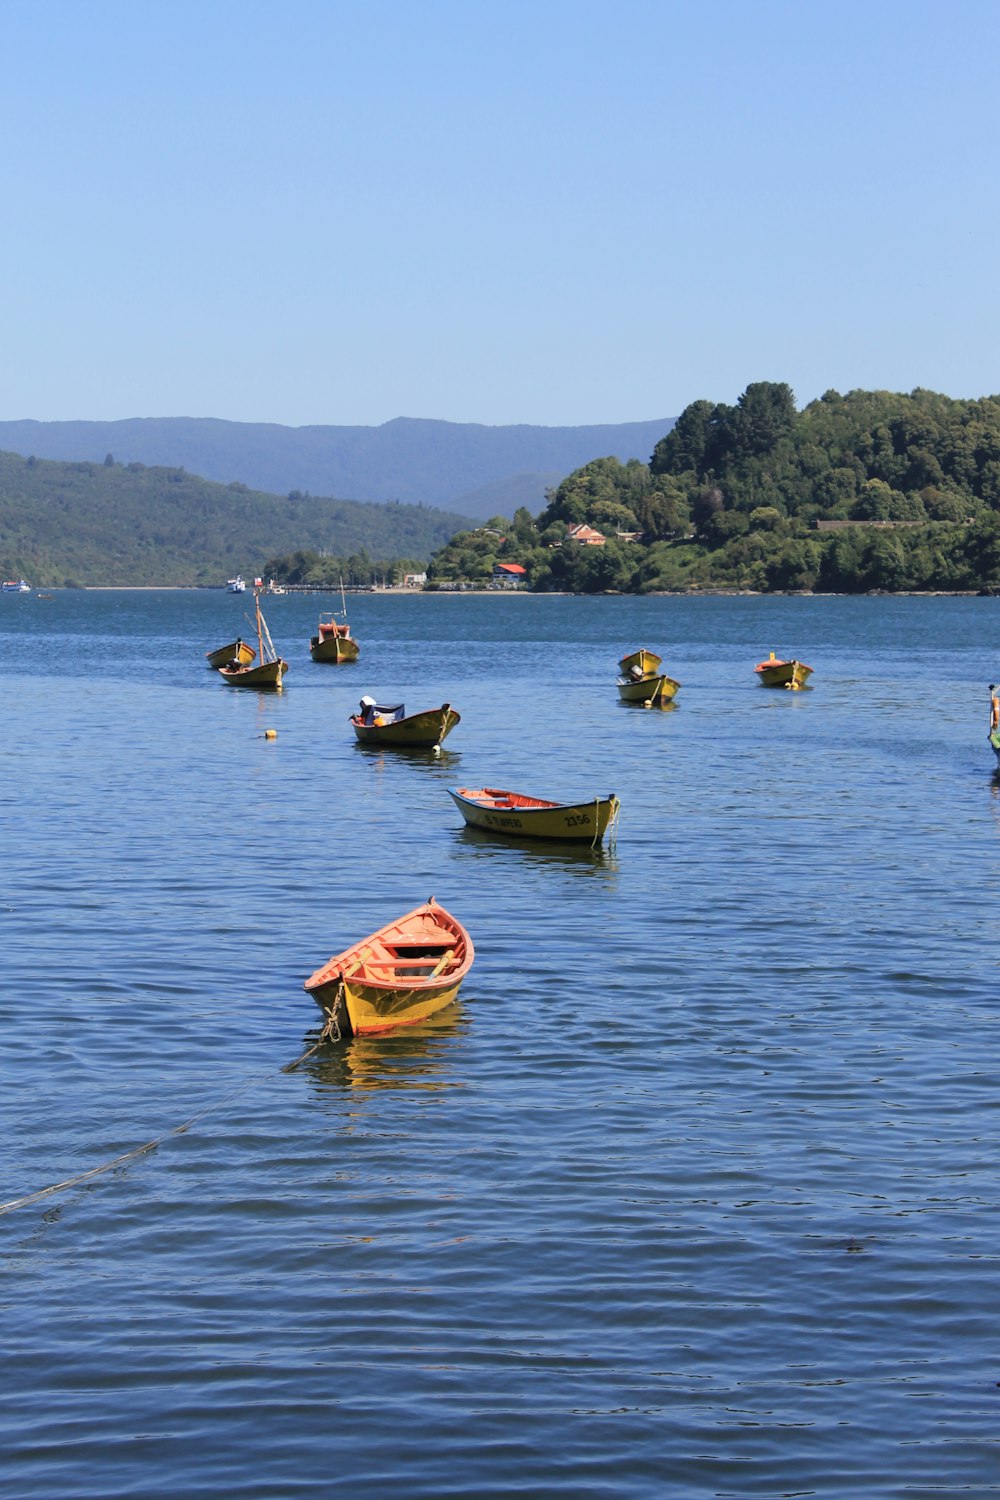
[264,729,277,740]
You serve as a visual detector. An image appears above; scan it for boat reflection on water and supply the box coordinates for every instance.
[453,823,620,879]
[353,744,462,776]
[302,1006,470,1095]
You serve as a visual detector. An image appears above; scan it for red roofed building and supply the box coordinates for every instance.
[565,523,606,546]
[491,562,527,589]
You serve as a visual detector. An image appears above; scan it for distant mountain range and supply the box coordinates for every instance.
[0,415,673,520]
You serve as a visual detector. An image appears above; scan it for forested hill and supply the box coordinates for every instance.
[427,385,1000,594]
[0,415,672,518]
[0,451,474,587]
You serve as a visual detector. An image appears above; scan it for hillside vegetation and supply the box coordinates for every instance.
[428,385,1000,593]
[0,451,473,586]
[0,415,672,518]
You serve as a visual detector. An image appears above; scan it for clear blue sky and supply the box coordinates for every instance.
[2,0,998,427]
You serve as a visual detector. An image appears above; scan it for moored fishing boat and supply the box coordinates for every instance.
[310,580,360,662]
[304,897,474,1035]
[616,646,680,705]
[218,592,289,690]
[351,698,459,747]
[754,652,813,689]
[226,575,247,593]
[990,685,1000,767]
[205,637,255,670]
[448,786,619,843]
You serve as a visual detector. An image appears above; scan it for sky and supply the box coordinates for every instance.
[2,0,998,428]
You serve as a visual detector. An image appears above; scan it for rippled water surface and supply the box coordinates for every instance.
[3,589,1000,1498]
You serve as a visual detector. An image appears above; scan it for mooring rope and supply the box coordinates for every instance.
[0,1020,342,1219]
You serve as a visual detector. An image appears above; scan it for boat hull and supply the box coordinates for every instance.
[755,659,812,689]
[991,730,1000,767]
[218,658,288,689]
[310,634,360,663]
[206,639,255,669]
[616,673,680,705]
[304,899,473,1036]
[352,705,460,747]
[448,787,619,842]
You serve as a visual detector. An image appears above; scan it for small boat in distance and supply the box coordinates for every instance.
[448,787,620,843]
[310,580,360,662]
[226,575,247,593]
[2,578,31,593]
[754,652,813,690]
[351,699,459,748]
[304,897,474,1035]
[218,592,289,690]
[616,647,680,706]
[205,637,256,670]
[990,685,1000,768]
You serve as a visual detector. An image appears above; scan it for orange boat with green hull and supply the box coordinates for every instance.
[304,898,474,1036]
[754,652,813,690]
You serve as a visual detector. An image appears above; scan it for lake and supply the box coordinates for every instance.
[2,588,1000,1498]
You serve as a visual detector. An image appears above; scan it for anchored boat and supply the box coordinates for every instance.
[616,647,680,706]
[351,699,459,748]
[754,652,813,690]
[218,592,289,690]
[448,786,619,843]
[205,637,255,670]
[311,579,360,662]
[304,898,474,1035]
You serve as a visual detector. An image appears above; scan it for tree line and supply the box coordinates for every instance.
[426,385,1000,593]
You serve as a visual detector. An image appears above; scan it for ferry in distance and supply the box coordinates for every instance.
[226,575,247,593]
[2,578,31,593]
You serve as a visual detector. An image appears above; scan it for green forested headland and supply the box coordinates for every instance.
[427,386,1000,593]
[0,452,474,586]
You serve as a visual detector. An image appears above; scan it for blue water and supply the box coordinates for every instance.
[2,588,1000,1498]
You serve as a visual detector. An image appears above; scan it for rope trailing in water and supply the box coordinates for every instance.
[0,1015,346,1217]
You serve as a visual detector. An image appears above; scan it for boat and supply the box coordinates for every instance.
[616,649,680,705]
[304,897,474,1035]
[619,648,662,677]
[754,652,813,690]
[205,637,256,670]
[990,685,1000,767]
[310,581,360,662]
[267,579,288,595]
[217,592,289,689]
[226,575,247,593]
[2,578,31,593]
[351,700,459,747]
[448,786,620,843]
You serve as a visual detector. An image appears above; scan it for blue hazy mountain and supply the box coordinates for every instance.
[0,415,673,519]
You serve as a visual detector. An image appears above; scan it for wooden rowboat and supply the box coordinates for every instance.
[351,701,460,747]
[754,652,812,690]
[205,637,255,670]
[304,898,474,1035]
[617,645,679,705]
[218,593,289,690]
[616,672,680,705]
[448,786,619,843]
[619,648,662,677]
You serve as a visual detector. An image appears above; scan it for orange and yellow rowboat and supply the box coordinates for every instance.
[304,898,474,1035]
[205,638,255,669]
[448,786,619,843]
[754,652,813,690]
